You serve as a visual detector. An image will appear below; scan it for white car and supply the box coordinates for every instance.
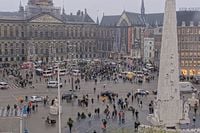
[0,82,9,89]
[29,96,43,102]
[47,81,63,88]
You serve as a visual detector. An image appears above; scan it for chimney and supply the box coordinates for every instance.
[77,10,79,15]
[70,12,73,16]
[84,8,87,14]
[182,21,186,27]
[81,11,84,16]
[190,21,194,27]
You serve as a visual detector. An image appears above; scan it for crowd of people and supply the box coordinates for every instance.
[0,60,159,132]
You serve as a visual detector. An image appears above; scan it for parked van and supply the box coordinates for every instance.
[179,82,197,93]
[43,70,53,77]
[71,69,81,76]
[47,81,63,88]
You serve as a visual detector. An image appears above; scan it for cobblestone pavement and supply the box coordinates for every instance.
[0,71,200,133]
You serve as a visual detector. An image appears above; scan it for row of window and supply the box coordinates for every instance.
[178,28,200,35]
[0,56,25,62]
[180,44,200,50]
[0,25,113,39]
[34,47,96,54]
[0,43,24,48]
[181,60,200,67]
[0,49,25,55]
[181,52,200,57]
[178,36,200,42]
[0,47,98,55]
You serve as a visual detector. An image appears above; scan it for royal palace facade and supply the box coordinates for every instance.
[0,0,114,65]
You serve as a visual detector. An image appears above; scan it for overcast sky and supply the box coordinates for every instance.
[0,0,199,20]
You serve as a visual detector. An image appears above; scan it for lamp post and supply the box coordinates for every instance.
[57,66,61,133]
[69,43,77,92]
[51,39,61,133]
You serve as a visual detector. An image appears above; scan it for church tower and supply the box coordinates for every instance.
[28,0,53,6]
[19,0,24,13]
[26,0,60,17]
[141,0,145,16]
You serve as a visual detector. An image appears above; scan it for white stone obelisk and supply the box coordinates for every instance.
[148,0,189,127]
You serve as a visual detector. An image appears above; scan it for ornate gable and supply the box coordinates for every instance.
[30,14,63,23]
[117,12,131,26]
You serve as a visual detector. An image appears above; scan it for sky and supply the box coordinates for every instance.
[0,0,199,20]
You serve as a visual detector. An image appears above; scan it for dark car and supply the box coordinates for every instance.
[62,93,78,101]
[101,91,117,97]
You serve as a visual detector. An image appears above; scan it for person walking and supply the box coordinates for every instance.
[135,110,139,120]
[67,118,74,133]
[91,98,94,104]
[140,101,143,108]
[101,119,107,132]
[132,108,135,118]
[122,111,125,124]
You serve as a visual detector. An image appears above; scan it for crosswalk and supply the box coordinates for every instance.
[0,107,21,117]
[8,82,19,90]
[2,77,19,90]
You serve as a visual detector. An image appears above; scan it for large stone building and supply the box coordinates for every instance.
[0,0,114,66]
[1,0,200,76]
[100,0,200,76]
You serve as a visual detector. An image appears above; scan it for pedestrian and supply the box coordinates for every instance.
[67,118,74,133]
[131,95,134,103]
[135,110,139,120]
[91,98,94,104]
[134,120,140,131]
[7,104,10,115]
[194,103,198,115]
[97,108,100,117]
[137,97,140,104]
[32,104,35,112]
[132,108,135,118]
[27,106,30,114]
[102,119,107,131]
[193,115,196,127]
[140,101,143,108]
[97,95,99,101]
[14,104,17,110]
[93,87,96,94]
[25,96,28,102]
[88,112,92,126]
[43,98,47,106]
[118,111,122,124]
[149,103,152,114]
[122,111,125,124]
[36,102,38,111]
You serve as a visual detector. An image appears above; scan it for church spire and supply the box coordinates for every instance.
[96,16,99,25]
[62,0,65,15]
[141,0,145,15]
[19,0,24,13]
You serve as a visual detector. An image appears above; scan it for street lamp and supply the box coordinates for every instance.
[57,66,61,133]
